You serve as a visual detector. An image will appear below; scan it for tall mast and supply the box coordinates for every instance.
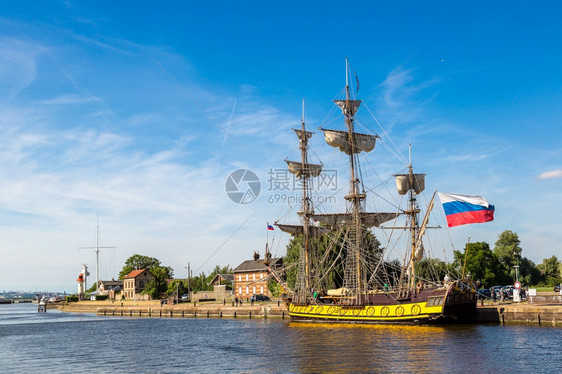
[343,57,365,304]
[407,147,417,289]
[279,99,323,303]
[394,146,428,291]
[300,99,311,296]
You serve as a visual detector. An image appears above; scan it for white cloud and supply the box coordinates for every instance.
[537,170,562,179]
[0,37,298,291]
[39,93,101,106]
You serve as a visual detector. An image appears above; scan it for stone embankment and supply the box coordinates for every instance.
[59,300,288,319]
[476,293,562,326]
[477,304,561,326]
[58,294,562,326]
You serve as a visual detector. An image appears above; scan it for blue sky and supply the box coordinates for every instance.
[1,2,561,292]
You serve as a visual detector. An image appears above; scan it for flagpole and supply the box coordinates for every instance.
[462,236,470,279]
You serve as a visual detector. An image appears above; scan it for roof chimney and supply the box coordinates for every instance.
[253,251,260,261]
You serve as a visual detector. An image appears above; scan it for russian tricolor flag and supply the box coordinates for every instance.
[437,193,495,228]
[267,224,274,231]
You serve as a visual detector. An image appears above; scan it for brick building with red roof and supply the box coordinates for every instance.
[123,269,155,300]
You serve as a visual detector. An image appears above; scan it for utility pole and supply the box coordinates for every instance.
[185,263,191,299]
[513,250,520,283]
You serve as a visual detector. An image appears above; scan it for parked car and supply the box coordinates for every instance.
[254,294,271,302]
[555,285,561,292]
[477,288,491,299]
[181,294,189,301]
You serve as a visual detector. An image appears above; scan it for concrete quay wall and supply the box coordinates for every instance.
[96,305,288,319]
[60,301,288,319]
[60,301,562,326]
[476,304,562,326]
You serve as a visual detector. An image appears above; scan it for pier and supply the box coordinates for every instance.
[476,293,562,326]
[56,298,562,326]
[476,304,562,326]
[59,300,288,320]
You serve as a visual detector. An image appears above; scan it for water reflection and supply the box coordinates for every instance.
[2,304,562,373]
[285,323,454,373]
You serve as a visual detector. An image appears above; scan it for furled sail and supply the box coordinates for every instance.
[320,128,377,155]
[293,128,314,140]
[310,212,400,228]
[334,99,362,117]
[285,160,323,179]
[395,174,426,195]
[275,223,330,237]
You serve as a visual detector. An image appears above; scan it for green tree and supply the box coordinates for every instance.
[166,279,189,297]
[519,257,542,286]
[118,254,173,280]
[493,230,522,279]
[142,279,165,300]
[284,235,303,289]
[415,258,456,283]
[268,278,283,297]
[537,256,562,286]
[188,272,214,292]
[454,241,509,287]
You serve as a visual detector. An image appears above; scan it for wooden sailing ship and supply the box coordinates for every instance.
[274,59,477,323]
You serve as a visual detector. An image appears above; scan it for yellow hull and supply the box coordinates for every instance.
[287,301,444,323]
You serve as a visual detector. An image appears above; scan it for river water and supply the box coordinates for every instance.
[1,303,561,373]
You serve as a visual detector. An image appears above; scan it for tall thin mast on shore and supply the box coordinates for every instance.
[79,215,116,293]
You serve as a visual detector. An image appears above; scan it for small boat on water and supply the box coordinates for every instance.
[0,296,11,304]
[274,59,477,324]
